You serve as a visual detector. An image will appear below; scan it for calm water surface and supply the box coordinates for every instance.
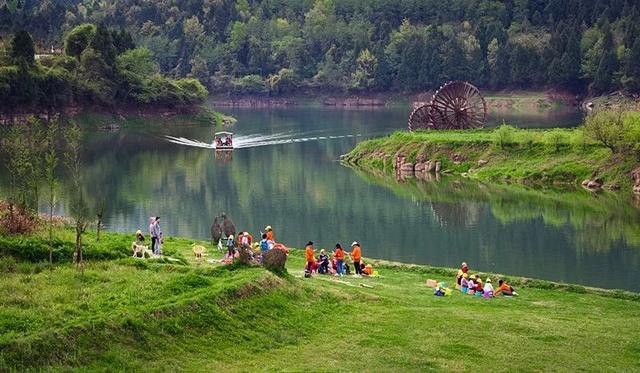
[3,105,640,291]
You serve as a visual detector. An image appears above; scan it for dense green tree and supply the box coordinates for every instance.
[64,23,96,59]
[2,0,640,97]
[10,29,34,65]
[591,23,618,94]
[622,37,640,92]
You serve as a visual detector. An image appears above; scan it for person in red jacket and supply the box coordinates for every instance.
[305,241,315,272]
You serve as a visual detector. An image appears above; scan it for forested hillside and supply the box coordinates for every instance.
[1,0,640,96]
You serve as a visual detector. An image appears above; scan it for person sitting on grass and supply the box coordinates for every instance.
[483,278,494,298]
[460,273,469,293]
[305,241,315,273]
[474,276,484,295]
[135,230,145,244]
[318,249,329,274]
[259,233,270,253]
[455,262,469,288]
[467,275,476,295]
[495,279,518,296]
[362,263,373,276]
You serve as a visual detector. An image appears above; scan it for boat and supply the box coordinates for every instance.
[214,131,233,150]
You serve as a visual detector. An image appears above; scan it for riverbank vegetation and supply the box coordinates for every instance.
[0,24,207,114]
[1,1,639,97]
[343,109,640,190]
[0,223,639,371]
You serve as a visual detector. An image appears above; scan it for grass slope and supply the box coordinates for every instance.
[1,229,640,371]
[342,129,639,189]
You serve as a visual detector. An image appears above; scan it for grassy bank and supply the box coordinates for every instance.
[342,128,640,190]
[1,228,640,371]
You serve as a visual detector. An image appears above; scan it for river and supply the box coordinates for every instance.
[1,104,639,291]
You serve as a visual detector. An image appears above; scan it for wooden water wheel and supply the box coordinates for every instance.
[408,81,487,131]
[407,104,433,131]
[430,81,487,129]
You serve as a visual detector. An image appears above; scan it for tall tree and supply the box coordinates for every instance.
[591,22,618,93]
[10,29,35,65]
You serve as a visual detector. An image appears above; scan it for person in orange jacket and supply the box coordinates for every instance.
[350,241,362,275]
[265,225,274,242]
[333,243,345,275]
[305,241,315,272]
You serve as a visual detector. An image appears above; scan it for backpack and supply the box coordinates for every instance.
[260,239,269,251]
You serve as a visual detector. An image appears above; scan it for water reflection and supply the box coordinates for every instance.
[0,105,637,291]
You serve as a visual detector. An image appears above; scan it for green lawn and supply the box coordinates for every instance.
[1,229,639,371]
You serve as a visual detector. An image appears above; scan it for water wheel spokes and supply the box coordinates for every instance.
[430,81,487,130]
[408,104,433,131]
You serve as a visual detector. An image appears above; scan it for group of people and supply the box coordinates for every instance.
[304,241,373,277]
[222,225,290,262]
[454,262,518,298]
[133,217,163,256]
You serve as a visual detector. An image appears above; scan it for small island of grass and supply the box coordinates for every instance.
[343,109,640,193]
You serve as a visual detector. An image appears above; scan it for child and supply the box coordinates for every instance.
[226,234,235,259]
[259,233,270,253]
[483,278,494,298]
[474,276,484,296]
[460,273,469,293]
[467,275,476,295]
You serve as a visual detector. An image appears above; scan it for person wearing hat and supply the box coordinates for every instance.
[333,243,345,276]
[483,277,494,298]
[460,273,469,293]
[455,262,469,288]
[265,226,274,242]
[135,230,145,245]
[305,242,315,273]
[350,241,362,275]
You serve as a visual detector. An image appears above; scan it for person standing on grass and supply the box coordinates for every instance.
[333,243,345,276]
[350,241,362,275]
[226,234,235,259]
[152,217,162,255]
[149,217,156,253]
[305,241,315,273]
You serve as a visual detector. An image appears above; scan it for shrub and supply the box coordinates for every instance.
[582,109,640,154]
[232,74,265,95]
[0,202,38,235]
[571,128,590,151]
[545,129,567,152]
[0,256,18,273]
[494,124,516,149]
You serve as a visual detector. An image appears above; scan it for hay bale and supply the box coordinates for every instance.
[262,249,287,272]
[238,244,253,265]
